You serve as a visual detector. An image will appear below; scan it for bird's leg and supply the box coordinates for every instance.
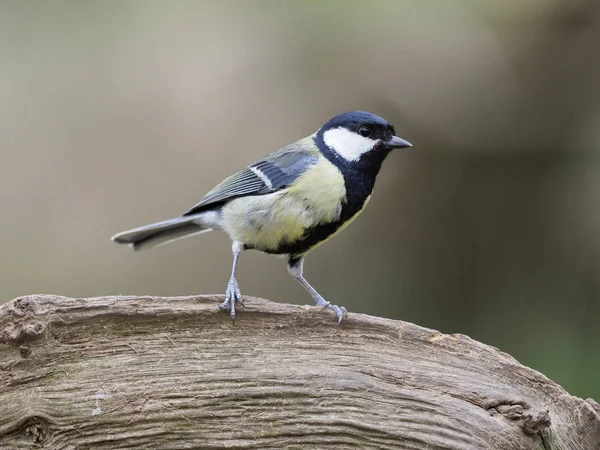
[220,241,243,321]
[287,257,347,324]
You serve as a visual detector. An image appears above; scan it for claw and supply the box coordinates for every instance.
[314,299,347,324]
[327,304,347,325]
[221,277,242,322]
[314,298,330,309]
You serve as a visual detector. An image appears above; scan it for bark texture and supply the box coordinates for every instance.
[0,294,598,449]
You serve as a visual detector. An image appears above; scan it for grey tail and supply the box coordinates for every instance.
[111,215,212,251]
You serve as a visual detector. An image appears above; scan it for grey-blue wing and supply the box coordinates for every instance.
[183,137,319,215]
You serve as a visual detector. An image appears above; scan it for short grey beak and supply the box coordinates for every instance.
[385,135,413,149]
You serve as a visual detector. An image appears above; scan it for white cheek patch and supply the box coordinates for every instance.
[323,127,378,162]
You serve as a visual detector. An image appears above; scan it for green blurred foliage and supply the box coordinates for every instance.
[1,1,599,400]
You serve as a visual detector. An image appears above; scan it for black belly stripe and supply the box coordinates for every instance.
[255,133,390,259]
[262,216,348,256]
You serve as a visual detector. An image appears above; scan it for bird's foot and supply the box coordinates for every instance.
[219,277,243,321]
[315,298,347,325]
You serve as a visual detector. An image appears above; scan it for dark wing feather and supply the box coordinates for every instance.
[183,137,319,216]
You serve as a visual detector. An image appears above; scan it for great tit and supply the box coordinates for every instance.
[112,111,412,323]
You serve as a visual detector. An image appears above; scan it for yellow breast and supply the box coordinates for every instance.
[222,157,346,251]
[287,157,346,224]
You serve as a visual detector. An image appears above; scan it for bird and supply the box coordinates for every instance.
[111,111,413,324]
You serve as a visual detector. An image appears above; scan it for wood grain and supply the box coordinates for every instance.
[0,295,598,449]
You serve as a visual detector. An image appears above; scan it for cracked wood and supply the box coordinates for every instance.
[0,295,599,449]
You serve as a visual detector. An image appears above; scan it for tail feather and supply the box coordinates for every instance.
[112,215,212,251]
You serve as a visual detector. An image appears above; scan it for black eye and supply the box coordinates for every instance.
[358,126,372,138]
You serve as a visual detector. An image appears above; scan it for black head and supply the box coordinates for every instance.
[316,111,412,168]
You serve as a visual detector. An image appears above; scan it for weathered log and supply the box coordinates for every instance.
[0,295,598,449]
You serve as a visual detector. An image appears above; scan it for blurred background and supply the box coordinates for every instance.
[1,1,599,400]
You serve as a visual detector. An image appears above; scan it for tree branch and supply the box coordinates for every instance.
[1,295,598,449]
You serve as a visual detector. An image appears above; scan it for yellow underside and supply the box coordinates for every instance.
[222,157,364,252]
